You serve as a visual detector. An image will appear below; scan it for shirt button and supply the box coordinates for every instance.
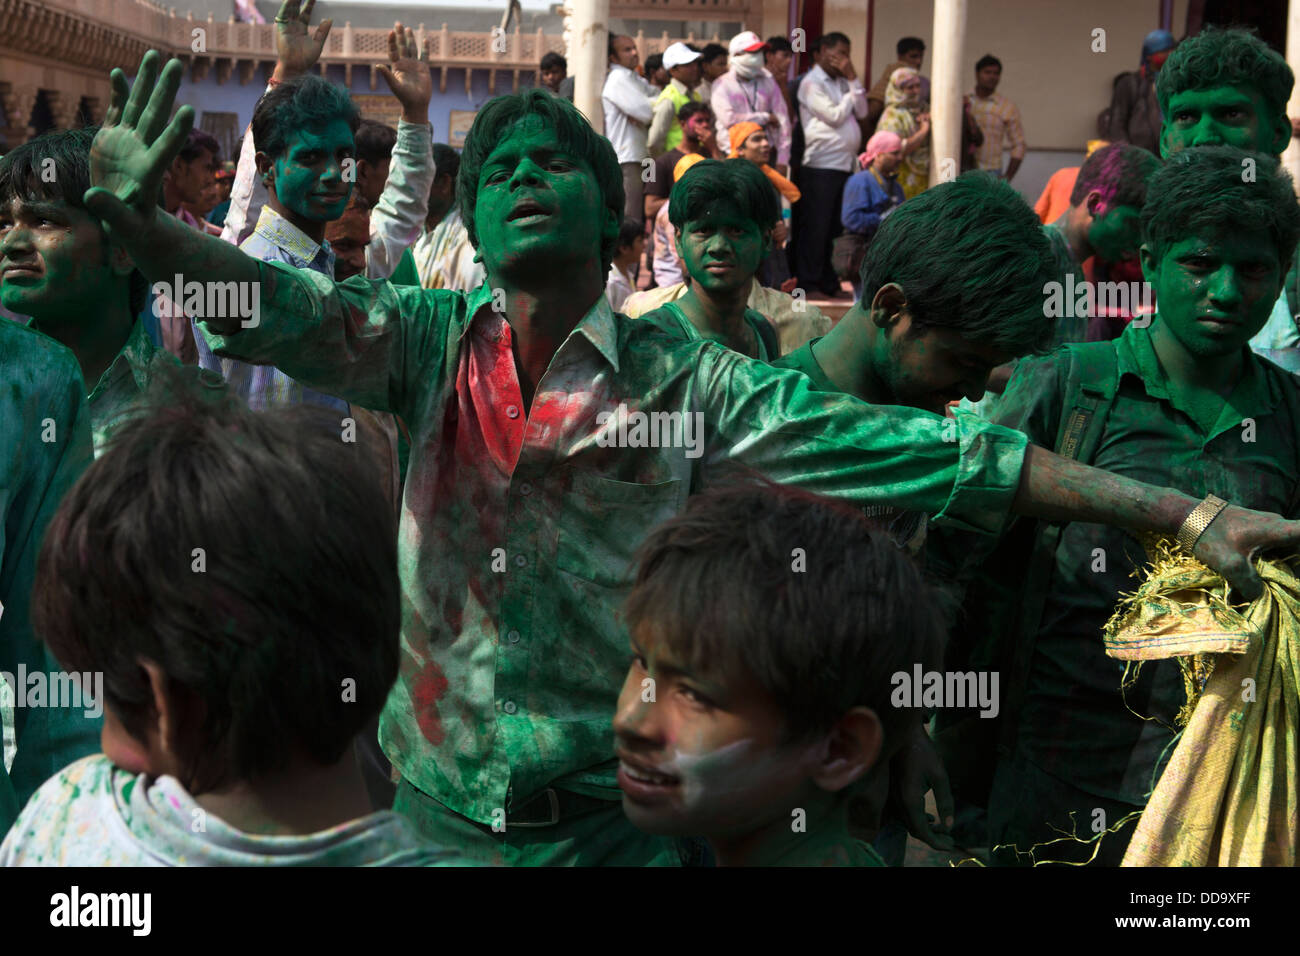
[518,482,532,496]
[506,405,520,419]
[503,700,517,714]
[514,554,527,568]
[507,629,521,644]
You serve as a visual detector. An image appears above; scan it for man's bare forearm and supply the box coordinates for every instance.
[1014,444,1195,533]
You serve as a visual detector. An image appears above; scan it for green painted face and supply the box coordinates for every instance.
[271,119,356,223]
[1160,85,1288,158]
[474,115,615,281]
[1086,203,1143,264]
[1142,230,1284,357]
[0,196,119,322]
[674,201,768,297]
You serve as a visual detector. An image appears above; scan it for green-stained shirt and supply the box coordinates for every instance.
[945,321,1300,804]
[83,319,181,457]
[638,301,779,362]
[199,263,1029,826]
[0,322,96,832]
[773,337,928,555]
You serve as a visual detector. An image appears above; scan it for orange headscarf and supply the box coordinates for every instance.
[727,122,801,204]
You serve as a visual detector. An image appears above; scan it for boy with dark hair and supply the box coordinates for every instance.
[1043,141,1160,344]
[0,374,463,865]
[775,173,1057,415]
[1156,26,1299,353]
[165,127,220,231]
[643,101,719,223]
[697,42,730,103]
[539,50,574,100]
[614,482,944,866]
[413,143,483,292]
[353,119,399,206]
[0,323,94,834]
[639,158,781,358]
[0,127,179,455]
[606,217,644,312]
[868,36,928,125]
[643,53,668,93]
[84,50,1300,866]
[936,146,1300,865]
[969,54,1024,181]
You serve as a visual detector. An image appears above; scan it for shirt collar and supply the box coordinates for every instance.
[459,285,622,373]
[670,77,691,95]
[1116,319,1279,422]
[253,205,329,265]
[88,318,155,403]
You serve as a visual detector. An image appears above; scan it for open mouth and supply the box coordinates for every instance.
[616,754,680,801]
[507,199,550,222]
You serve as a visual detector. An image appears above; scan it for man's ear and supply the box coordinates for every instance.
[1084,189,1104,221]
[809,706,883,793]
[1139,241,1159,286]
[1268,110,1292,158]
[869,282,908,330]
[108,241,136,279]
[255,151,275,190]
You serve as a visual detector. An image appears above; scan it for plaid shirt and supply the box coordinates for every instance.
[200,266,1029,824]
[968,91,1026,174]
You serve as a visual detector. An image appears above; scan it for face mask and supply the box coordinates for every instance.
[731,51,765,80]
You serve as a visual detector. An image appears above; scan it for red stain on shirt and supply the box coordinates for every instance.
[411,659,451,745]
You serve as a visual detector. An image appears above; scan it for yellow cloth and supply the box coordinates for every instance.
[1104,545,1299,866]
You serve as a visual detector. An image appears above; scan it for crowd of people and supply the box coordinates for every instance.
[1,0,1298,867]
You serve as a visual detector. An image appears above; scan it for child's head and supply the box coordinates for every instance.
[459,89,623,279]
[251,74,360,224]
[31,371,400,795]
[1141,145,1300,357]
[0,127,146,322]
[427,143,461,223]
[668,159,776,298]
[1156,27,1293,159]
[612,217,644,270]
[1067,142,1160,264]
[539,51,567,91]
[614,482,943,842]
[855,172,1057,413]
[353,120,398,206]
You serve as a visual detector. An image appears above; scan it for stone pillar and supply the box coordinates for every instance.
[928,0,967,186]
[563,0,609,134]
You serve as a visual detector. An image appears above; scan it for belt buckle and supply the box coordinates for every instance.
[506,787,561,829]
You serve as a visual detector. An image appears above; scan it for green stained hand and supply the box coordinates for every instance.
[376,22,432,121]
[1193,505,1300,602]
[274,0,332,81]
[85,50,193,237]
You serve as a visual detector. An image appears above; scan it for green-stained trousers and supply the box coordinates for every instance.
[393,778,687,867]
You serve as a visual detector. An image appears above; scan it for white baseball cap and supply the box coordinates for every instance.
[728,31,768,56]
[663,42,703,70]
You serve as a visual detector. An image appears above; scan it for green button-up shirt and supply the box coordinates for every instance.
[201,263,1030,824]
[0,321,95,830]
[967,321,1300,803]
[84,319,179,457]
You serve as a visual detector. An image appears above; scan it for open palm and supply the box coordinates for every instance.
[86,50,192,236]
[377,23,432,113]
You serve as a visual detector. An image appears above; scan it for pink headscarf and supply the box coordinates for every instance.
[858,130,903,170]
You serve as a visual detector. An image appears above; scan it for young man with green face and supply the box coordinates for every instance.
[1156,26,1299,353]
[638,159,780,360]
[934,146,1300,865]
[0,127,178,456]
[81,51,1300,865]
[1044,142,1160,345]
[776,174,1051,417]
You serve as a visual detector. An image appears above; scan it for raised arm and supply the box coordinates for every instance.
[367,24,434,279]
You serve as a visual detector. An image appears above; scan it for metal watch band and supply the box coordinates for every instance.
[1175,494,1229,553]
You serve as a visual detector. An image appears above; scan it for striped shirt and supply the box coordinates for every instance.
[968,91,1026,174]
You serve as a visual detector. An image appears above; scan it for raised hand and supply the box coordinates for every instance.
[376,22,432,123]
[85,50,193,238]
[273,0,332,82]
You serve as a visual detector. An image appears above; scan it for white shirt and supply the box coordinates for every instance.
[797,64,867,172]
[602,64,655,164]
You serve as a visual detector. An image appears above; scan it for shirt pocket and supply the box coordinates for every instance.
[555,474,686,589]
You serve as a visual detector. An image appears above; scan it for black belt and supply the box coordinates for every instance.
[504,787,614,829]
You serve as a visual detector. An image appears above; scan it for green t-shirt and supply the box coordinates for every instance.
[638,301,780,362]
